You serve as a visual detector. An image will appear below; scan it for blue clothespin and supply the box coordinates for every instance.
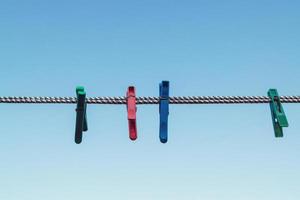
[268,89,289,137]
[75,86,88,144]
[159,81,169,143]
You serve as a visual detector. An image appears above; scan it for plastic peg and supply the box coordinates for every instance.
[159,81,170,143]
[126,86,137,141]
[268,89,289,137]
[75,86,88,144]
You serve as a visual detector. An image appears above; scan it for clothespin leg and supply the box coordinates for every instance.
[269,103,283,137]
[129,120,137,140]
[83,103,88,132]
[159,115,168,143]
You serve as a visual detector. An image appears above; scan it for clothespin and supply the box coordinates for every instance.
[126,86,137,140]
[75,86,88,144]
[159,81,169,143]
[268,89,289,137]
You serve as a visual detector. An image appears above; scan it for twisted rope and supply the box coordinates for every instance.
[0,96,300,104]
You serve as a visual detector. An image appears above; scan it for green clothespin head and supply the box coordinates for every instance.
[268,89,289,137]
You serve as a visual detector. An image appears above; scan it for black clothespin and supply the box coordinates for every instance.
[75,86,88,144]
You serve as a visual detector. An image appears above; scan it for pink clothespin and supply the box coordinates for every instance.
[126,86,137,140]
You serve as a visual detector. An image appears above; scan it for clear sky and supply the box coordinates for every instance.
[0,0,300,199]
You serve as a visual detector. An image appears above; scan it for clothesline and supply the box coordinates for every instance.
[0,95,300,104]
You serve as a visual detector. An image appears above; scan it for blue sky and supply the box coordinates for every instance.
[0,0,300,199]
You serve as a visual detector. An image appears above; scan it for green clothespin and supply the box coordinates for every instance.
[76,86,88,132]
[75,86,88,144]
[268,89,289,137]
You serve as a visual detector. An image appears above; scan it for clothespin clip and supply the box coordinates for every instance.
[75,86,88,144]
[268,89,289,137]
[126,86,137,141]
[159,81,169,143]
